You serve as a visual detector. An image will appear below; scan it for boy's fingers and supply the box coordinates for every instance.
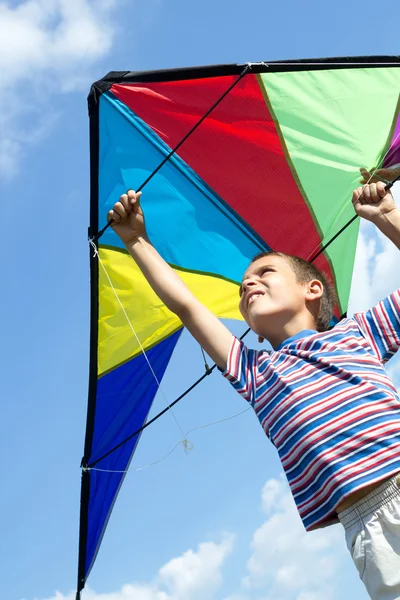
[352,187,362,205]
[132,192,143,215]
[363,184,371,203]
[359,167,370,184]
[107,209,117,223]
[126,189,143,211]
[113,201,127,221]
[119,193,129,207]
[126,189,141,202]
[368,183,381,203]
[120,193,131,212]
[135,192,143,211]
[377,181,387,197]
[358,183,386,204]
[109,210,121,224]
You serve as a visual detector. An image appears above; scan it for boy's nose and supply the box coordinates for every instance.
[242,278,258,293]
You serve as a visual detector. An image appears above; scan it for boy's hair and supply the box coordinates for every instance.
[251,251,337,332]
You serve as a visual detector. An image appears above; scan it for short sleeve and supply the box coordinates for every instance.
[221,337,266,406]
[353,289,400,363]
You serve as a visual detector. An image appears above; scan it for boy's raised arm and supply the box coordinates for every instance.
[353,181,400,250]
[108,190,234,371]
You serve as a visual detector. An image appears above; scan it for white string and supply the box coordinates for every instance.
[83,406,251,474]
[89,239,187,440]
[305,129,400,263]
[247,62,268,68]
[186,406,250,436]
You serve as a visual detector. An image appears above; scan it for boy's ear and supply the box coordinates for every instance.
[306,279,324,300]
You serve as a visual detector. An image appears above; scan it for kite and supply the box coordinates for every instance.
[76,56,400,598]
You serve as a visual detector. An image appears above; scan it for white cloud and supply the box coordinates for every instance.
[0,0,117,179]
[32,477,348,600]
[242,476,345,600]
[36,535,235,600]
[33,491,346,600]
[0,0,115,88]
[159,535,235,600]
[35,586,168,600]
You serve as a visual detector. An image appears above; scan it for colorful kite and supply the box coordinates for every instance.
[77,56,400,597]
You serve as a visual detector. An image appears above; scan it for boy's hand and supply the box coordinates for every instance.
[360,166,400,185]
[108,190,146,245]
[352,182,396,224]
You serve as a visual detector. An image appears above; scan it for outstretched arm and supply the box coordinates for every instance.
[108,190,234,370]
[352,182,400,250]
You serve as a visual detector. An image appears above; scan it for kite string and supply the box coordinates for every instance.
[84,406,251,474]
[89,239,187,441]
[305,129,400,263]
[87,324,252,469]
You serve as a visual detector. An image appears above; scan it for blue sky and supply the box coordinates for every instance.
[1,1,400,600]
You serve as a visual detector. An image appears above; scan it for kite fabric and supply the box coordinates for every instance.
[77,56,400,597]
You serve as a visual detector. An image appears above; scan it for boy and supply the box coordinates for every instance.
[109,178,400,600]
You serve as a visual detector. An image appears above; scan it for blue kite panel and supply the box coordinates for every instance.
[85,329,182,578]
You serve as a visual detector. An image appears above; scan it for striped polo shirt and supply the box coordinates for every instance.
[223,290,400,530]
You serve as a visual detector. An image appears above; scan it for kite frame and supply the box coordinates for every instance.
[78,55,400,597]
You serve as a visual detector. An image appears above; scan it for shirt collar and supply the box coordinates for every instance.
[276,329,317,351]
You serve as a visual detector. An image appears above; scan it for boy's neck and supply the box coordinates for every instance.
[267,317,318,349]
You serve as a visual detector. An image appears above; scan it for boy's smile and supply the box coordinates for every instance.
[247,291,265,306]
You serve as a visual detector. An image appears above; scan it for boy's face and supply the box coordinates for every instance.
[239,255,316,341]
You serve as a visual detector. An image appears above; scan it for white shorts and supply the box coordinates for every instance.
[338,473,400,600]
